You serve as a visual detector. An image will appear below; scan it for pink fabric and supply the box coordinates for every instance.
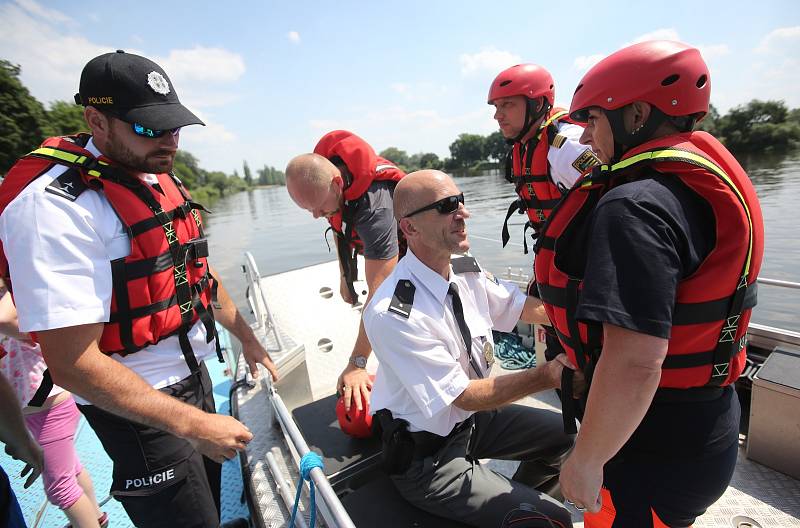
[24,396,85,509]
[0,336,63,405]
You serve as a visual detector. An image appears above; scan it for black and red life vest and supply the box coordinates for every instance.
[533,131,764,428]
[0,134,220,404]
[314,130,405,301]
[502,109,587,253]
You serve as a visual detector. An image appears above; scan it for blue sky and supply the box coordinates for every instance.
[2,0,799,173]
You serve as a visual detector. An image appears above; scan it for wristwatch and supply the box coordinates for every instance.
[350,355,368,369]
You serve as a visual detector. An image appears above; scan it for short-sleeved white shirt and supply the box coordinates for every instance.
[547,121,596,192]
[363,249,526,436]
[0,138,215,403]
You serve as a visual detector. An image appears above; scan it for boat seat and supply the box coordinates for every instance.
[340,473,470,528]
[292,394,383,492]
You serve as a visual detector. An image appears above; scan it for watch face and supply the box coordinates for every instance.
[353,356,368,368]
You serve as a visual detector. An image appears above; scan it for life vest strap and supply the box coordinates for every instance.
[111,257,137,354]
[560,369,579,434]
[27,369,54,408]
[109,273,213,324]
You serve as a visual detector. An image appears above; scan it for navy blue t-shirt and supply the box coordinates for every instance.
[575,172,740,458]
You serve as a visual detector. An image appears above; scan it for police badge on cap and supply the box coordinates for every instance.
[147,71,171,96]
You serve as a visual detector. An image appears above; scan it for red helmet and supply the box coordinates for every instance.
[487,64,555,106]
[336,393,374,438]
[569,40,710,123]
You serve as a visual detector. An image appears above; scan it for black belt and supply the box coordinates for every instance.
[409,416,474,459]
[652,386,726,403]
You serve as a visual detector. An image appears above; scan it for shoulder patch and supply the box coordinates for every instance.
[388,280,415,318]
[571,149,602,175]
[44,168,88,201]
[551,134,567,149]
[451,255,481,274]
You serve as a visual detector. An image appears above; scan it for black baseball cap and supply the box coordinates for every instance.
[75,50,205,130]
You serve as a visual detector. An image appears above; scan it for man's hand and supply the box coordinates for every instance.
[539,353,574,387]
[5,434,43,488]
[242,335,279,382]
[559,450,603,514]
[185,413,254,464]
[340,276,355,305]
[337,364,372,411]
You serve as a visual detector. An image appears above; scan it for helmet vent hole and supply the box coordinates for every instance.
[574,84,583,94]
[661,74,680,86]
[696,74,708,88]
[500,80,512,87]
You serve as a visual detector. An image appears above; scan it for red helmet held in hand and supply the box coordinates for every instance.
[487,64,555,106]
[569,40,710,123]
[336,394,373,438]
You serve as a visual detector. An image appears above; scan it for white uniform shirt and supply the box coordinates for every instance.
[0,138,214,403]
[363,249,526,436]
[546,121,596,192]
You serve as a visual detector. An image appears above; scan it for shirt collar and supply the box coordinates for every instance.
[404,248,455,306]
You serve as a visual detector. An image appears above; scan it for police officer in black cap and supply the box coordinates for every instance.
[0,50,277,527]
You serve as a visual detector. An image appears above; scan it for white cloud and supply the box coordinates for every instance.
[155,47,245,84]
[460,48,521,76]
[389,81,448,102]
[629,28,681,44]
[698,44,730,60]
[573,54,604,71]
[756,26,800,53]
[288,31,301,44]
[308,105,497,160]
[14,0,73,25]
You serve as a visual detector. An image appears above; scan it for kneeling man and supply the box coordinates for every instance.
[363,170,575,527]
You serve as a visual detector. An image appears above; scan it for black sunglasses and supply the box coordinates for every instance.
[404,193,464,218]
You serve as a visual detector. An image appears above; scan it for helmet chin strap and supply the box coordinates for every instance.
[604,106,667,163]
[508,98,551,145]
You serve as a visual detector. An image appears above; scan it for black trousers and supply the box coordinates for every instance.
[601,386,741,527]
[80,363,222,528]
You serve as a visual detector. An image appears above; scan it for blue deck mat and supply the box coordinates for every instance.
[2,328,248,527]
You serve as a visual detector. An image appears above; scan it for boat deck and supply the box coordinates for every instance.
[1,327,250,527]
[245,258,800,527]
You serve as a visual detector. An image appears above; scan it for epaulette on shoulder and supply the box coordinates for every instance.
[551,133,568,149]
[388,279,415,318]
[44,168,88,202]
[451,255,481,274]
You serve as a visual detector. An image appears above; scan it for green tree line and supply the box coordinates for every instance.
[380,100,800,175]
[699,100,800,155]
[0,59,285,205]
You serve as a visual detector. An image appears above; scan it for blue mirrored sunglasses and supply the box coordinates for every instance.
[132,122,181,139]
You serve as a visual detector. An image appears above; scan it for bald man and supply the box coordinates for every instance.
[362,170,575,527]
[286,131,405,412]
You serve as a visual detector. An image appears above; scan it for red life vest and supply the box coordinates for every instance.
[0,135,219,367]
[534,131,763,398]
[313,130,405,301]
[502,109,585,253]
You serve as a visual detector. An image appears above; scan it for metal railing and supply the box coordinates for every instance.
[243,251,284,351]
[269,388,356,528]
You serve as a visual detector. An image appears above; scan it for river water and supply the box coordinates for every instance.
[204,153,800,333]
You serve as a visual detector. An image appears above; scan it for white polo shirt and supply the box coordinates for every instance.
[0,138,215,403]
[547,121,596,192]
[363,249,526,436]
